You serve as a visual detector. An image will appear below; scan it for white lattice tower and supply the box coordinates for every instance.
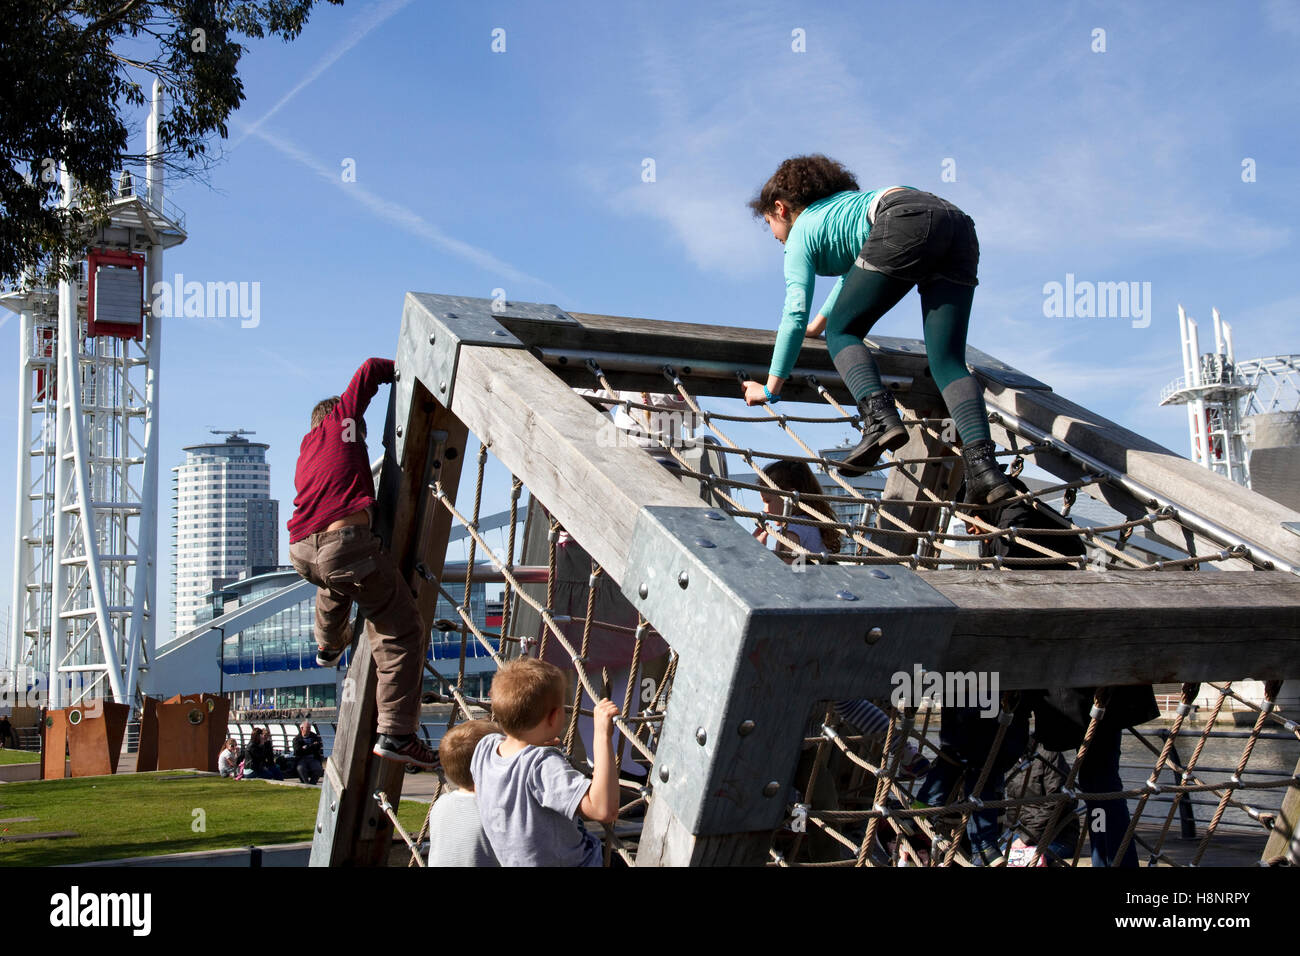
[1159,306,1254,485]
[5,81,185,710]
[1237,355,1300,416]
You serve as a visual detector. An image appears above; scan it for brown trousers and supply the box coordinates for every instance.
[289,525,425,735]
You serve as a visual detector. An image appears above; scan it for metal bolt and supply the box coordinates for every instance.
[316,823,322,832]
[330,801,337,812]
[439,380,447,392]
[869,569,890,579]
[835,590,858,601]
[677,571,689,589]
[395,425,403,437]
[694,537,716,549]
[695,727,707,745]
[393,369,400,381]
[704,510,726,521]
[658,766,670,783]
[866,626,883,645]
[762,781,780,798]
[428,333,437,345]
[638,582,648,599]
[491,329,508,337]
[738,719,756,737]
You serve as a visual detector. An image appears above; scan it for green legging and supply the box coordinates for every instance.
[824,269,991,445]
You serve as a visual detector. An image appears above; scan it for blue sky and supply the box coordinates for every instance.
[2,0,1298,644]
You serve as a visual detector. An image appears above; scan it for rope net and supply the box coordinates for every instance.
[387,364,1299,867]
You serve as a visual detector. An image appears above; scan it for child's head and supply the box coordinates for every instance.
[490,658,567,738]
[438,719,501,791]
[748,155,859,233]
[760,459,842,554]
[311,397,340,429]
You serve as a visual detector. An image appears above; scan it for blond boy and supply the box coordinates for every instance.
[426,719,500,867]
[471,658,619,866]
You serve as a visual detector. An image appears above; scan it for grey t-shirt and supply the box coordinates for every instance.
[471,733,602,867]
[426,789,498,867]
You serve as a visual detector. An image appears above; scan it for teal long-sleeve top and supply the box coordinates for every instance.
[768,187,911,381]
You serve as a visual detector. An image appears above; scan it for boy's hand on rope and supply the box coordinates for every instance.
[592,698,619,740]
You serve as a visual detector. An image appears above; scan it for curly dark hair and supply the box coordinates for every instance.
[747,155,860,218]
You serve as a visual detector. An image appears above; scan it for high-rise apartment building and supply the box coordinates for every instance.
[171,431,277,639]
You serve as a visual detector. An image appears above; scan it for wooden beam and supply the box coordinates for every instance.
[929,569,1300,688]
[312,380,469,866]
[447,344,703,584]
[636,804,772,867]
[1263,756,1300,865]
[502,306,1300,571]
[980,381,1300,572]
[498,311,943,406]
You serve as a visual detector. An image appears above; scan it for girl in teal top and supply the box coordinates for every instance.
[742,154,1019,510]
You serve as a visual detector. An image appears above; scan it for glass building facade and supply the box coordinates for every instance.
[212,569,498,708]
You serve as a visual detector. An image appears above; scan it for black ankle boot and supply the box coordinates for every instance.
[837,391,907,476]
[961,438,1015,505]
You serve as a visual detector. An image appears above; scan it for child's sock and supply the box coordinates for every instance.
[940,376,992,444]
[831,343,885,401]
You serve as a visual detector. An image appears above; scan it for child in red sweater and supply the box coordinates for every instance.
[287,357,433,768]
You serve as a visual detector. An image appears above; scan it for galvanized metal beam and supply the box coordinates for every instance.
[623,505,956,855]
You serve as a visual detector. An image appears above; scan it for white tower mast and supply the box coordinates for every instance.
[3,80,186,710]
[1161,306,1252,486]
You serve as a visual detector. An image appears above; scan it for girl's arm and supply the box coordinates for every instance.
[743,375,786,405]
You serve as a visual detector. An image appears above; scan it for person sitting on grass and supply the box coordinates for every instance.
[241,727,283,780]
[426,720,501,867]
[292,721,324,785]
[471,658,620,866]
[218,737,240,777]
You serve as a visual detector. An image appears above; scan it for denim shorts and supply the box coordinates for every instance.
[858,189,979,287]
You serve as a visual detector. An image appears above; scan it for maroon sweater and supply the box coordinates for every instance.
[287,358,393,543]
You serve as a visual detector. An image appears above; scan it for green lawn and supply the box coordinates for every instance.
[0,772,430,866]
[0,750,41,765]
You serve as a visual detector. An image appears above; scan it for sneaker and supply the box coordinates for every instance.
[372,733,437,770]
[316,621,355,667]
[897,752,931,781]
[316,644,346,667]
